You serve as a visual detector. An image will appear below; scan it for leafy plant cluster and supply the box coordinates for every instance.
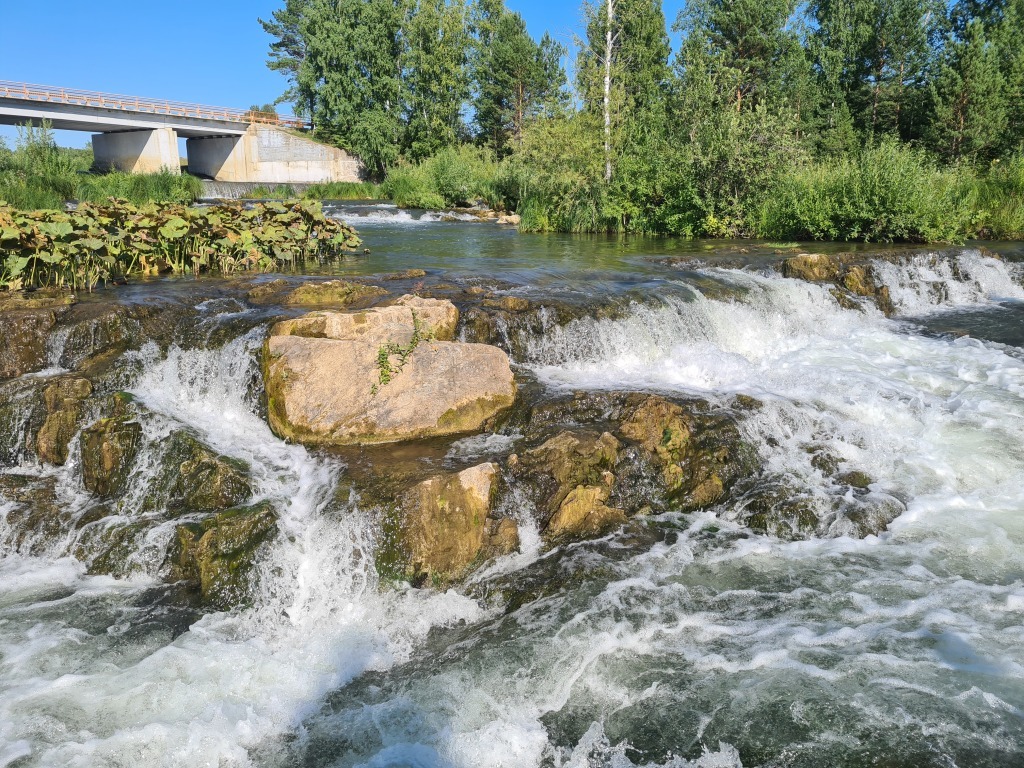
[0,199,361,292]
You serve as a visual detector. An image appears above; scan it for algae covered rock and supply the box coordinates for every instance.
[781,253,841,282]
[264,296,515,445]
[166,433,252,513]
[144,430,252,514]
[81,406,143,499]
[618,395,747,512]
[389,463,518,584]
[544,474,626,544]
[283,280,387,307]
[0,307,68,380]
[34,376,93,465]
[513,430,621,520]
[171,502,278,608]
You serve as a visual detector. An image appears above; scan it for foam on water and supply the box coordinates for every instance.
[0,331,486,767]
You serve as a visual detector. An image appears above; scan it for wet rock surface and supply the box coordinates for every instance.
[0,255,932,609]
[264,295,515,445]
[383,462,517,585]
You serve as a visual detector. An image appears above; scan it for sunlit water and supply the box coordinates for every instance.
[2,215,1024,767]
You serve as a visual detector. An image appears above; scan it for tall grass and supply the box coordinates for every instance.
[757,139,973,243]
[0,123,202,209]
[383,146,501,209]
[972,155,1024,239]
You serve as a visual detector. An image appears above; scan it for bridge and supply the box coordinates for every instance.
[0,81,362,183]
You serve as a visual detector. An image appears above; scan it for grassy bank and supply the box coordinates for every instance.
[0,125,203,209]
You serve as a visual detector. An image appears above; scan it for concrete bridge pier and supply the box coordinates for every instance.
[92,127,180,174]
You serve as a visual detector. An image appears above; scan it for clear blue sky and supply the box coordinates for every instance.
[0,0,683,149]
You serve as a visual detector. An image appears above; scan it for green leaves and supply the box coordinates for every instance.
[0,199,361,292]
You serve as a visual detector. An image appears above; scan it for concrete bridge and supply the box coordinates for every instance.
[0,81,363,183]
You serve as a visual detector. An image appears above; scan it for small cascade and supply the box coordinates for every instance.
[871,248,1024,314]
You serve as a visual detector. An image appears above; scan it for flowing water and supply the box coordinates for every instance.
[2,209,1024,767]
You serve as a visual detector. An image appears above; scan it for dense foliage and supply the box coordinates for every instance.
[0,125,202,210]
[263,0,1024,242]
[0,199,361,292]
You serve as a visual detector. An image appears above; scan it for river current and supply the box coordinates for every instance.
[2,205,1024,767]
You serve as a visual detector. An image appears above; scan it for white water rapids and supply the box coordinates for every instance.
[1,250,1023,766]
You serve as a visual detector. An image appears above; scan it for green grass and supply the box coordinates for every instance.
[383,146,501,210]
[304,181,383,200]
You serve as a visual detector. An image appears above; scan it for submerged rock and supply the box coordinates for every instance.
[264,296,515,445]
[388,463,518,584]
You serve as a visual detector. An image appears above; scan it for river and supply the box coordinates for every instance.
[1,204,1023,767]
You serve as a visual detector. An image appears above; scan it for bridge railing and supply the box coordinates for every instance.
[0,80,310,130]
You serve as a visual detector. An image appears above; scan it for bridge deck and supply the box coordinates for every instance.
[0,81,309,137]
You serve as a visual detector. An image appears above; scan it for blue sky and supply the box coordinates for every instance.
[0,0,683,149]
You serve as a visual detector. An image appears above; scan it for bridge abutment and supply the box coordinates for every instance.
[92,127,180,174]
[186,126,362,183]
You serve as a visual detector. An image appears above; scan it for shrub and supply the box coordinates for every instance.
[757,139,972,243]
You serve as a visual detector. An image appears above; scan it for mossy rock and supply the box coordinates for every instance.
[81,401,143,499]
[512,430,621,522]
[616,395,753,513]
[0,306,68,380]
[171,502,279,608]
[283,280,387,307]
[34,376,93,465]
[144,430,253,515]
[382,463,517,586]
[781,253,841,282]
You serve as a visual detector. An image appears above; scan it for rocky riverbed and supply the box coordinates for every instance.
[2,233,1024,766]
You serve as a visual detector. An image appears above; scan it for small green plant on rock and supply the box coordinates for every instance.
[371,311,430,395]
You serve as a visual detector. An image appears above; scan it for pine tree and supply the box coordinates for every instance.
[991,0,1024,154]
[928,18,1006,162]
[260,0,316,118]
[474,10,566,153]
[404,0,472,159]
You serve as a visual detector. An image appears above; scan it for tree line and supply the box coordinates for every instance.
[261,0,1024,241]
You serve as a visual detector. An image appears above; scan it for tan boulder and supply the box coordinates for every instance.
[781,253,841,282]
[545,476,626,544]
[264,296,514,445]
[272,294,458,344]
[397,463,518,582]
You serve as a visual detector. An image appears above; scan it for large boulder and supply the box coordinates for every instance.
[387,463,518,584]
[264,296,515,445]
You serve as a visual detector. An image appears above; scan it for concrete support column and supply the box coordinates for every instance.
[92,127,180,174]
[185,134,250,181]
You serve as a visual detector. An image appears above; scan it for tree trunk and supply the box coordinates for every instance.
[604,0,614,183]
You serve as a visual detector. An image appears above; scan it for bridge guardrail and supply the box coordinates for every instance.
[0,80,310,130]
